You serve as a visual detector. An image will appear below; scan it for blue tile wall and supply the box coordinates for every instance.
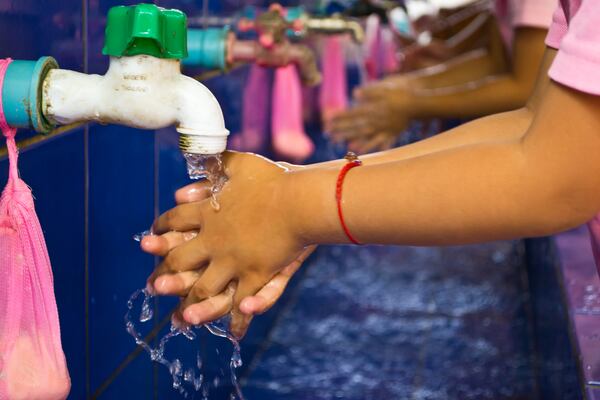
[87,124,156,393]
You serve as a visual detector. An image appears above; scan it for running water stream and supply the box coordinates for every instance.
[128,153,244,399]
[125,289,244,399]
[183,153,228,210]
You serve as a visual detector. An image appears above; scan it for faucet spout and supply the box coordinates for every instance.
[42,55,229,154]
[304,17,365,43]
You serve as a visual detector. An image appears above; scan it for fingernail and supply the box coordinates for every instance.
[183,308,201,325]
[239,299,252,314]
[182,186,205,201]
[154,276,171,294]
[145,281,157,296]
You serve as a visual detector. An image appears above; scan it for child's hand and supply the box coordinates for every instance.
[146,152,312,338]
[327,99,410,154]
[141,178,317,336]
[144,227,316,336]
[353,75,413,103]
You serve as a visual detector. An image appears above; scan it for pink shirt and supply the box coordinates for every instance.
[545,0,600,95]
[494,0,556,45]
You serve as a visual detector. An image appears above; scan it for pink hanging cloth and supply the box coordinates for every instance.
[272,64,314,163]
[0,58,71,400]
[364,14,383,81]
[230,64,271,152]
[381,27,400,75]
[319,35,349,125]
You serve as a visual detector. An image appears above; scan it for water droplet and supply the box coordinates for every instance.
[133,229,153,242]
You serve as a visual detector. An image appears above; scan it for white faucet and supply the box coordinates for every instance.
[42,55,229,155]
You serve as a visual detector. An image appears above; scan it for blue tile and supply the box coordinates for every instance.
[88,124,156,392]
[0,0,85,140]
[94,351,153,400]
[0,131,87,399]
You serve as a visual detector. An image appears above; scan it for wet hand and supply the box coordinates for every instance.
[146,152,310,338]
[141,177,312,336]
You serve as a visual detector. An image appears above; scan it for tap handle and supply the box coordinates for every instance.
[103,4,187,60]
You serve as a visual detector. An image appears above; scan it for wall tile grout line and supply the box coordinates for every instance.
[153,129,160,399]
[82,0,91,398]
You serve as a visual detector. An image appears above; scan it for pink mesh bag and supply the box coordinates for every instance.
[0,59,71,400]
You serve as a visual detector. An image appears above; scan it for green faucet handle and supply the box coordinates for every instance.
[103,3,188,59]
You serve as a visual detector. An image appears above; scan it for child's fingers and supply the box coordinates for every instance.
[153,202,205,234]
[140,231,198,257]
[175,181,213,204]
[331,123,376,144]
[354,86,384,101]
[153,270,203,296]
[181,283,236,326]
[150,237,210,284]
[230,280,261,339]
[356,132,393,154]
[239,246,316,316]
[180,265,234,323]
[326,106,373,131]
[239,277,286,316]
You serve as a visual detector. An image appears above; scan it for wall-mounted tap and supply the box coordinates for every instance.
[234,4,322,86]
[184,4,322,87]
[2,4,229,156]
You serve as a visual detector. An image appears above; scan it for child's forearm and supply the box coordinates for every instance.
[311,107,533,171]
[322,48,555,169]
[407,27,547,119]
[290,83,600,246]
[408,48,505,89]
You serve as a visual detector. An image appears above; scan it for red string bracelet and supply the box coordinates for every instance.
[336,152,363,245]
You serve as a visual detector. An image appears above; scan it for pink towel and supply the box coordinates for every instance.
[272,64,314,162]
[364,14,383,81]
[230,64,271,152]
[319,36,349,124]
[381,27,400,75]
[0,58,71,400]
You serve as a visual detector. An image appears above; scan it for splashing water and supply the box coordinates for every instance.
[127,153,238,397]
[183,153,228,211]
[125,289,245,399]
[133,230,153,243]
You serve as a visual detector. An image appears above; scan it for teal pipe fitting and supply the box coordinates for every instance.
[183,28,230,69]
[2,57,58,133]
[285,6,305,22]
